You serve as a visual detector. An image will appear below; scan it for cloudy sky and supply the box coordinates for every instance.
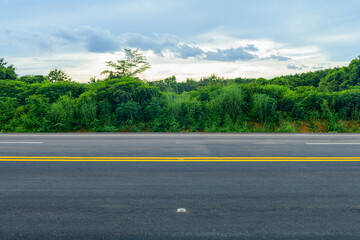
[1,0,360,82]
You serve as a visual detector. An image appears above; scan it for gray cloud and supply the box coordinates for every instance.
[121,34,257,61]
[312,66,326,70]
[204,47,257,61]
[124,33,179,55]
[3,30,56,52]
[287,64,309,70]
[2,27,281,64]
[244,44,259,52]
[54,29,78,42]
[264,55,291,61]
[124,33,204,58]
[287,64,300,70]
[175,44,204,58]
[52,28,261,61]
[77,27,118,53]
[55,26,119,53]
[30,32,55,51]
[54,30,206,58]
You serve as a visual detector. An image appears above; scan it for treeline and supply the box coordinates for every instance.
[1,56,360,133]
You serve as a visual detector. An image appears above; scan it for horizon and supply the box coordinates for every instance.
[1,0,360,82]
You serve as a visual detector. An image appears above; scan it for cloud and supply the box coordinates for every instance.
[287,64,300,70]
[54,30,205,58]
[54,29,78,43]
[2,26,323,69]
[176,44,204,58]
[54,29,259,61]
[244,44,259,52]
[123,33,206,59]
[124,33,179,55]
[204,47,257,61]
[312,66,326,70]
[264,55,291,61]
[124,35,263,61]
[287,64,308,70]
[76,27,118,53]
[0,29,68,56]
[55,26,119,53]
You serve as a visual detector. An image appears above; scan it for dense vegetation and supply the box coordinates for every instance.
[1,54,360,133]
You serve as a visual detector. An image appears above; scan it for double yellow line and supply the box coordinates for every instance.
[0,157,360,162]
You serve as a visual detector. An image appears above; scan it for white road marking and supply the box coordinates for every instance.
[306,143,360,145]
[0,142,43,144]
[177,208,187,213]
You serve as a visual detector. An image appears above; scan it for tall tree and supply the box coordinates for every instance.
[47,68,71,82]
[101,48,151,79]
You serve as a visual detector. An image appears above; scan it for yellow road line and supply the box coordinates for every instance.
[0,156,360,160]
[0,157,360,162]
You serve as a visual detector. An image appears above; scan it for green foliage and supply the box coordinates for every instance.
[6,95,50,132]
[251,93,277,122]
[2,56,360,132]
[76,91,97,129]
[0,98,18,131]
[349,56,360,86]
[276,121,298,133]
[50,95,75,131]
[116,101,141,122]
[0,58,17,80]
[19,75,47,84]
[163,92,203,131]
[217,85,244,121]
[35,81,87,103]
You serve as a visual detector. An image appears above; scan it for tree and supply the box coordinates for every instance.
[0,58,6,67]
[49,95,75,130]
[349,56,360,86]
[47,68,71,82]
[252,93,277,122]
[211,85,244,123]
[101,48,150,79]
[76,91,97,128]
[0,58,17,80]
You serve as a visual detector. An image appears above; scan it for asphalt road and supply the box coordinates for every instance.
[1,133,360,157]
[1,133,360,239]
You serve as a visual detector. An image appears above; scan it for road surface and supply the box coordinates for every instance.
[1,133,360,157]
[1,133,360,239]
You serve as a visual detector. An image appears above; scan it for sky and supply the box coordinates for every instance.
[1,0,360,82]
